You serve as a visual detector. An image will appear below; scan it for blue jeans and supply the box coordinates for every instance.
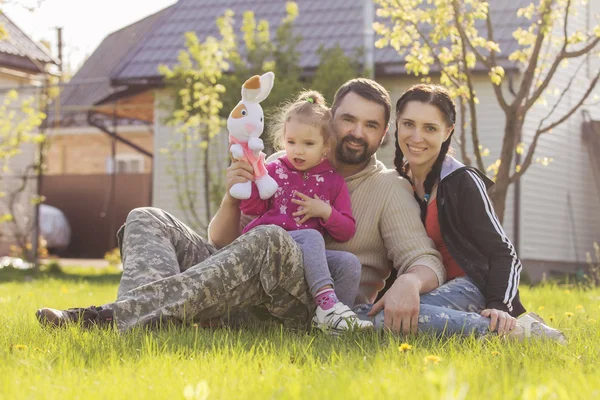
[354,277,491,337]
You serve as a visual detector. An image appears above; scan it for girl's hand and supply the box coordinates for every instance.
[480,309,517,334]
[291,191,332,224]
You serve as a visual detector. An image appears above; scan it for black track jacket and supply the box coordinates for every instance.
[437,156,526,316]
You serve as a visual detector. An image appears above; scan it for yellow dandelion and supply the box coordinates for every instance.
[565,312,574,318]
[549,316,555,322]
[538,306,545,311]
[491,351,500,356]
[588,319,597,324]
[576,305,584,311]
[564,290,571,294]
[424,355,442,365]
[60,286,69,294]
[12,344,27,350]
[399,343,413,353]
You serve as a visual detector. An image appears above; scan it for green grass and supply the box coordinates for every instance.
[1,267,599,399]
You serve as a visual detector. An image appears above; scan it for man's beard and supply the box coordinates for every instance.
[335,136,374,165]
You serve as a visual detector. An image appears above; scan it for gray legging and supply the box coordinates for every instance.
[288,229,361,307]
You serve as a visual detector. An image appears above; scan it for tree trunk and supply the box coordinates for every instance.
[489,108,522,223]
[204,135,211,226]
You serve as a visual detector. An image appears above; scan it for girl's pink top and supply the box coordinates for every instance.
[240,156,356,242]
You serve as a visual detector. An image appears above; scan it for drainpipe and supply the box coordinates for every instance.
[86,111,153,159]
[363,0,375,78]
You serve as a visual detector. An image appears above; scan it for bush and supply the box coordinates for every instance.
[104,248,121,268]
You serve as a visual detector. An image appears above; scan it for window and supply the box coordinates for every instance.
[106,154,144,174]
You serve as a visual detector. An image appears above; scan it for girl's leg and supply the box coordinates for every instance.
[289,229,372,331]
[325,250,362,307]
[288,229,334,296]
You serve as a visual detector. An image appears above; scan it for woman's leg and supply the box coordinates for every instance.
[354,277,490,337]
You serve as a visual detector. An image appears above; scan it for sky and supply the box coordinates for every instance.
[2,0,176,73]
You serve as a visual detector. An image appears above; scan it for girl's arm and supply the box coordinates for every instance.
[320,178,356,242]
[457,170,522,314]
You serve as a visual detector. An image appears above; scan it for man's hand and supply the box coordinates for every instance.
[368,273,421,335]
[225,160,254,201]
[291,192,332,224]
[480,309,517,335]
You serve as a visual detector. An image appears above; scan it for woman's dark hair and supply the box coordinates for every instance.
[393,84,456,221]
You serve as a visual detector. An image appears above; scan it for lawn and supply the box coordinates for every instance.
[1,266,599,399]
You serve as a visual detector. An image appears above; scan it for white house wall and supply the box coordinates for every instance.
[152,89,230,236]
[0,85,41,254]
[518,3,600,266]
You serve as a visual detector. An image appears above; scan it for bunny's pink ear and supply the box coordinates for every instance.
[241,72,275,103]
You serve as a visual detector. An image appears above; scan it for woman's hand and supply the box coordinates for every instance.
[367,273,421,335]
[480,309,517,334]
[291,192,332,224]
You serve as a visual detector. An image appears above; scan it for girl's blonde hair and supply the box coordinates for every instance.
[269,90,332,150]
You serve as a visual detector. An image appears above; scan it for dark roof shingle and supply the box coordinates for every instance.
[112,0,532,83]
[0,12,59,73]
[49,5,172,126]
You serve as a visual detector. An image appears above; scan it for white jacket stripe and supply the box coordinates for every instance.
[466,171,521,312]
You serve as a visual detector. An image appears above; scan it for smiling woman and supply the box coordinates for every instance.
[371,83,567,343]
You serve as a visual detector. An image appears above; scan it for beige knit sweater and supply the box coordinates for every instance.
[324,155,444,304]
[243,153,445,305]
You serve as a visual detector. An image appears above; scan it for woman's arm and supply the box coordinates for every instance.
[457,170,522,314]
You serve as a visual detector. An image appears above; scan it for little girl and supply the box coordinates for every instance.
[240,91,372,332]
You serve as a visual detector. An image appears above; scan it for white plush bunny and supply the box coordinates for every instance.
[227,72,279,200]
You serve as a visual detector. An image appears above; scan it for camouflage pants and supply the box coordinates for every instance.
[108,207,312,331]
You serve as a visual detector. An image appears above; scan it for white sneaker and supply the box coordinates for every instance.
[508,312,568,345]
[312,302,373,333]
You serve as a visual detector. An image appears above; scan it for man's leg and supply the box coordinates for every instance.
[107,224,312,331]
[116,207,217,299]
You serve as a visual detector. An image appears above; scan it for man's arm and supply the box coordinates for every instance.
[368,174,444,334]
[381,175,444,285]
[208,160,254,249]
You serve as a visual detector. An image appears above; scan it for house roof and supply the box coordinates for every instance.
[111,0,531,84]
[0,11,59,73]
[50,5,172,126]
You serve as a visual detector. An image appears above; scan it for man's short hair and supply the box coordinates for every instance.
[331,78,392,126]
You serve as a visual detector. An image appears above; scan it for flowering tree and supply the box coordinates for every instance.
[159,11,236,233]
[374,0,600,221]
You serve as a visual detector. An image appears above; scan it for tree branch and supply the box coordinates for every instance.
[451,0,509,112]
[510,67,600,183]
[392,2,463,89]
[524,36,600,112]
[458,96,472,166]
[513,0,557,107]
[452,0,485,171]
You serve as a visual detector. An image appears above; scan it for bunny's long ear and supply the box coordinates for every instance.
[241,72,275,103]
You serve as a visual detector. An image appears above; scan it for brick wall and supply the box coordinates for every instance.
[46,130,153,175]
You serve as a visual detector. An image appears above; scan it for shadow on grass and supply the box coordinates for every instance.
[0,265,122,285]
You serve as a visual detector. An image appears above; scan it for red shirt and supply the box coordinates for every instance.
[425,198,465,281]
